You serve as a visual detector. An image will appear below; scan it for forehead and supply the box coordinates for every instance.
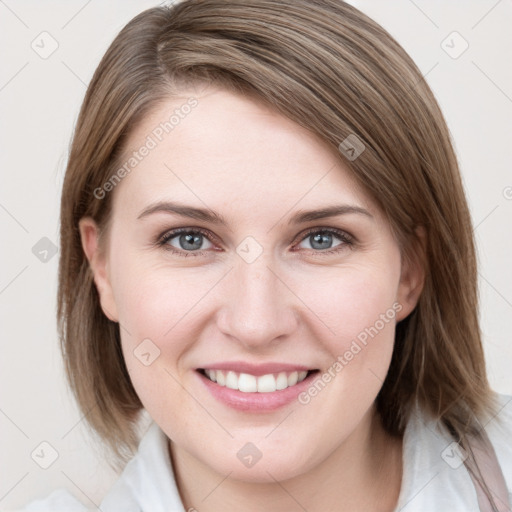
[112,86,375,219]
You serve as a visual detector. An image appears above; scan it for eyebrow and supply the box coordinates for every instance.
[137,200,373,225]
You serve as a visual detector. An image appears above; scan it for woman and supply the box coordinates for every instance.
[25,0,512,511]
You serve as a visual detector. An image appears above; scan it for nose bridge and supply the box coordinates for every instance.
[217,250,297,347]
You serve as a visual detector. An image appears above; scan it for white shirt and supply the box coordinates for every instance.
[24,394,512,512]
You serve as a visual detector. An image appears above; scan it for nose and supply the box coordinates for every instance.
[216,254,299,351]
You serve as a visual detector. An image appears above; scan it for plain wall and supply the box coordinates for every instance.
[1,0,511,509]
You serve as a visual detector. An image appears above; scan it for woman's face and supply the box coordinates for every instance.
[80,85,422,482]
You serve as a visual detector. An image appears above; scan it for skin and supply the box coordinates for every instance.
[80,84,425,511]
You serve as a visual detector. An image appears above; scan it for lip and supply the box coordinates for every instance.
[196,361,313,376]
[195,367,320,412]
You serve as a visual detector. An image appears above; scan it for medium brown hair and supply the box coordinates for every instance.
[58,0,496,473]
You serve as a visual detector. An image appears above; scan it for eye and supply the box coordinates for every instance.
[294,228,353,254]
[156,226,354,258]
[157,228,215,257]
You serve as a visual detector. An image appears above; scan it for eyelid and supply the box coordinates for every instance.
[156,225,355,257]
[290,226,355,254]
[156,226,220,257]
[157,226,216,245]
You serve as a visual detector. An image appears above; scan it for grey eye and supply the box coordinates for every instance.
[167,232,213,252]
[298,231,343,251]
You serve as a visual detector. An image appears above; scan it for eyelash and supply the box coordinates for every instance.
[155,226,355,258]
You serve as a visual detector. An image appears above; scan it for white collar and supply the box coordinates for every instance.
[100,395,512,511]
[100,421,185,512]
[395,406,480,511]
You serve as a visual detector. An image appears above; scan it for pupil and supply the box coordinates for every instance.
[311,232,332,250]
[181,233,202,251]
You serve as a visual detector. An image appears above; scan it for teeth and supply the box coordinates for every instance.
[257,374,276,392]
[226,371,238,390]
[276,372,289,390]
[238,373,257,392]
[216,370,225,386]
[203,369,310,393]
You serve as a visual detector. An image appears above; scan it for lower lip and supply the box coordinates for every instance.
[196,370,319,412]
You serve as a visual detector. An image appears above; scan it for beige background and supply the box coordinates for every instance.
[1,0,511,509]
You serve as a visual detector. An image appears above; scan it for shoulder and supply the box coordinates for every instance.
[396,393,512,511]
[20,421,180,512]
[21,489,90,512]
[98,421,185,510]
[485,393,512,494]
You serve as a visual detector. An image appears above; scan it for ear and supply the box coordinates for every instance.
[395,226,426,322]
[78,217,119,323]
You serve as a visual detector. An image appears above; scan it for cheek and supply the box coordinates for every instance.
[110,240,206,338]
[112,247,402,360]
[112,263,203,427]
[111,237,402,399]
[291,267,401,429]
[110,256,222,409]
[295,262,401,350]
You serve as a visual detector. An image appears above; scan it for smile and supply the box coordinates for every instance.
[196,365,321,412]
[198,368,314,393]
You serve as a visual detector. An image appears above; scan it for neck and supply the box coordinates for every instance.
[169,405,403,512]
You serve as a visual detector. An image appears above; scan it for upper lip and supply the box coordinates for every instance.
[197,361,316,376]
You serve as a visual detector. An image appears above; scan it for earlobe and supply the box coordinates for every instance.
[395,226,427,322]
[78,217,119,323]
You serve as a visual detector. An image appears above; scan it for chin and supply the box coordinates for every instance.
[203,442,317,484]
[225,462,308,485]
